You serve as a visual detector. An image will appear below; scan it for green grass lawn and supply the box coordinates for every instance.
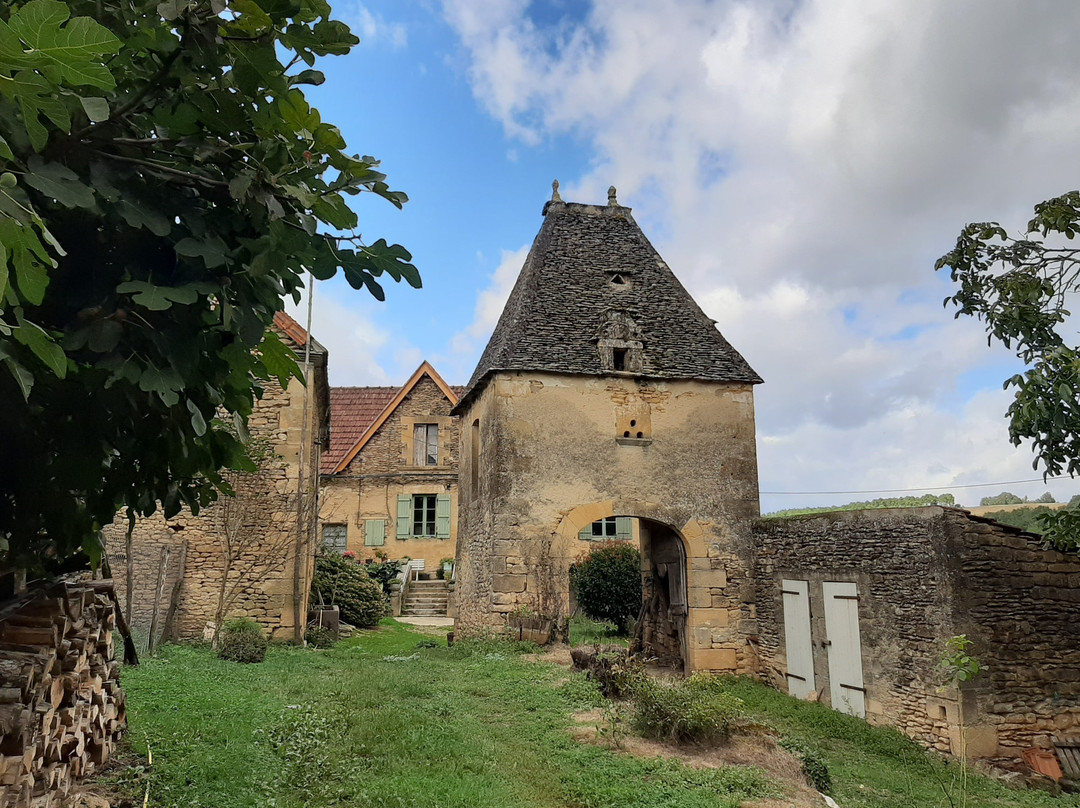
[109,621,1078,808]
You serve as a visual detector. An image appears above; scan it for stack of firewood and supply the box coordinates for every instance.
[0,581,126,807]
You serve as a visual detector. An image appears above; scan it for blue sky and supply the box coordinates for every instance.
[289,1,1080,511]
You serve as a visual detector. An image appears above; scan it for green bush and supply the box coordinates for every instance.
[779,737,832,793]
[310,554,387,627]
[571,542,642,634]
[305,625,336,648]
[629,672,744,744]
[217,617,268,663]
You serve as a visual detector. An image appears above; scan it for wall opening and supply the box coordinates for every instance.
[470,418,480,492]
[571,512,688,670]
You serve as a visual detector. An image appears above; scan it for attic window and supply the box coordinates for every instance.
[610,273,626,286]
[612,348,627,371]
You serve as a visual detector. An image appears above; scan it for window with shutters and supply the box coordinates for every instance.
[321,523,347,553]
[397,493,451,539]
[412,424,438,466]
[578,516,633,541]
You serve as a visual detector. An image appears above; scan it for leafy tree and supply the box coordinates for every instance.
[309,553,385,627]
[570,542,642,635]
[0,0,418,567]
[978,505,1057,535]
[937,192,1080,552]
[978,492,1024,507]
[1035,491,1056,504]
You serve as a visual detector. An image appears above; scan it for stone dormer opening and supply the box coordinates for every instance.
[608,272,628,288]
[597,310,643,374]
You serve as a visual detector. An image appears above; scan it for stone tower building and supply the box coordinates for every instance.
[453,185,763,673]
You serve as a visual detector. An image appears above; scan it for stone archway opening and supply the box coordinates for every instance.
[563,508,689,672]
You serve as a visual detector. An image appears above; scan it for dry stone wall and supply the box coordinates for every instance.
[104,364,321,641]
[945,510,1080,755]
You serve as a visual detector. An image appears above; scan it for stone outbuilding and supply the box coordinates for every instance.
[452,185,762,673]
[104,311,328,645]
[753,506,1080,760]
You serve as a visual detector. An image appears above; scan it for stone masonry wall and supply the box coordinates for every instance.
[455,372,760,674]
[944,510,1080,756]
[753,508,957,751]
[105,358,320,641]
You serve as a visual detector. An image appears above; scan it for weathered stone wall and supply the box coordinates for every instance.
[944,510,1080,756]
[753,507,1080,760]
[456,371,760,673]
[104,359,322,641]
[319,375,460,567]
[752,508,955,750]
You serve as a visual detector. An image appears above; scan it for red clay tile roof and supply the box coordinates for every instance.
[321,386,398,473]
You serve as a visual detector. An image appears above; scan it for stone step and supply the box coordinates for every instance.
[410,581,449,588]
[404,599,449,607]
[402,609,448,617]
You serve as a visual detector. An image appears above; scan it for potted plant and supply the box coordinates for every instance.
[438,557,455,580]
[507,605,554,645]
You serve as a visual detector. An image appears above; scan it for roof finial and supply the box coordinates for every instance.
[551,179,562,203]
[608,185,618,206]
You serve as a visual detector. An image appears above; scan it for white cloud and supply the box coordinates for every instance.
[286,286,401,386]
[441,0,1080,501]
[337,2,407,49]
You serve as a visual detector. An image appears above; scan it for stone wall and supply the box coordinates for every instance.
[319,374,460,568]
[752,508,955,750]
[753,506,1080,760]
[945,509,1080,756]
[455,371,760,674]
[104,356,323,642]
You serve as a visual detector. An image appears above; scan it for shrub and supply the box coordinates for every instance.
[217,617,268,663]
[311,553,387,627]
[778,738,832,793]
[571,542,642,635]
[305,625,336,648]
[629,672,744,744]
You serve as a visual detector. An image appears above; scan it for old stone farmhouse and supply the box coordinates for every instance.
[104,311,328,644]
[318,362,463,569]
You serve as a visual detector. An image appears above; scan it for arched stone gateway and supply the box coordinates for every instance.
[554,505,691,667]
[451,188,762,675]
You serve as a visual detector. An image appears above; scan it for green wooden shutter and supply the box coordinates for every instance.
[579,523,593,541]
[436,494,451,539]
[396,495,411,539]
[364,519,386,547]
[615,517,633,541]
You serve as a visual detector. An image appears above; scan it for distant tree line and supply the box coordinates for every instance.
[764,493,956,519]
[978,491,1056,506]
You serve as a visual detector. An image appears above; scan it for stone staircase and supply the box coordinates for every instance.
[402,578,449,617]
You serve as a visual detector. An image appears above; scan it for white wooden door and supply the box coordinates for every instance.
[823,581,865,718]
[781,580,816,699]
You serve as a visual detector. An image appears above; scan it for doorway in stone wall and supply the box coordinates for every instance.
[571,514,689,670]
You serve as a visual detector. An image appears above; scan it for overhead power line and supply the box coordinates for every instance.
[760,476,1070,496]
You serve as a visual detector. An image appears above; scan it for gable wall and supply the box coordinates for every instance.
[319,375,460,567]
[104,348,323,643]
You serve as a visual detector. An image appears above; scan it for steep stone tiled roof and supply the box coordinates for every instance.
[273,310,326,354]
[321,386,397,473]
[457,190,761,409]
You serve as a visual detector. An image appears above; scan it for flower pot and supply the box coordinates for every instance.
[508,615,554,645]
